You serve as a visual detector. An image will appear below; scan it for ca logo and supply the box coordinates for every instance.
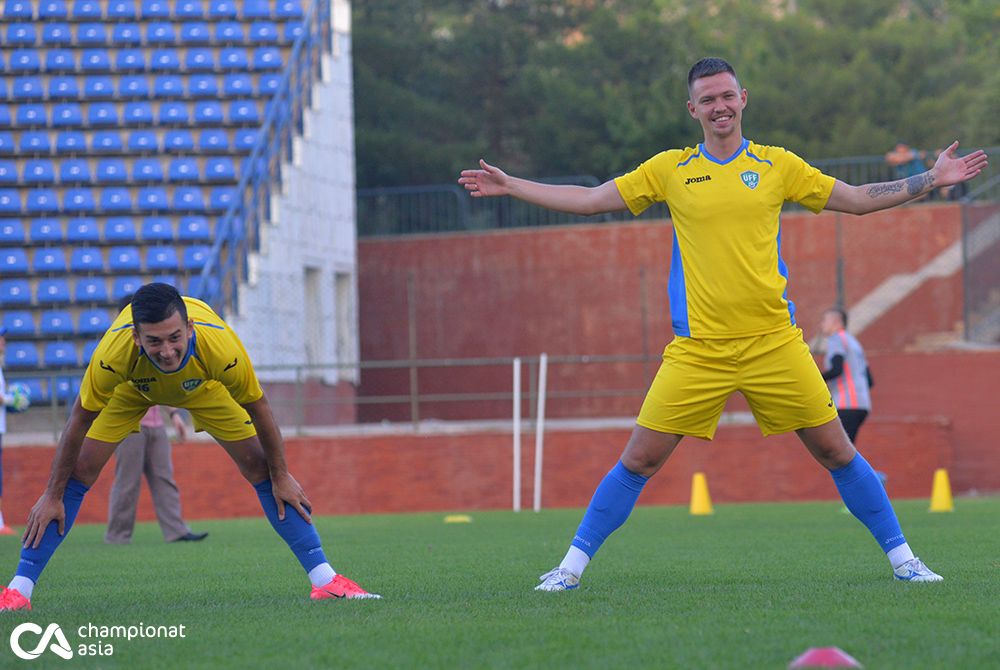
[9,622,74,660]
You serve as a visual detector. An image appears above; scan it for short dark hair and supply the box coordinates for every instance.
[688,57,739,92]
[828,307,849,328]
[131,282,187,327]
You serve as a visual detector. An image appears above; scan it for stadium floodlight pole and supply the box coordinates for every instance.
[513,357,522,512]
[533,353,548,513]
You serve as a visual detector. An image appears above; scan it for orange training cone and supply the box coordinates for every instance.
[929,468,954,512]
[690,472,713,515]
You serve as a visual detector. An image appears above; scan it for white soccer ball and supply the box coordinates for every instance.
[7,382,31,413]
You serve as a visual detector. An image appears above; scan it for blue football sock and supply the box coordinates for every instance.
[570,461,649,558]
[253,479,328,573]
[831,452,906,553]
[16,478,90,583]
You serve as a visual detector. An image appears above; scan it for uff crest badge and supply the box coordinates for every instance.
[740,170,760,189]
[182,378,203,392]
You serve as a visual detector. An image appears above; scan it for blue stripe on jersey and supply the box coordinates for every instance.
[140,329,198,374]
[745,147,773,166]
[193,321,225,330]
[699,138,748,165]
[676,149,702,167]
[111,323,134,332]
[669,233,690,336]
[776,226,796,325]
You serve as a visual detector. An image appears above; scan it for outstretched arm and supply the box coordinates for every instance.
[826,141,988,215]
[458,159,629,216]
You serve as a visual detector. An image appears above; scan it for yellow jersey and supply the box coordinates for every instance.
[614,138,835,338]
[79,297,264,412]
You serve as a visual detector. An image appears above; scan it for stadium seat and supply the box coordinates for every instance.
[4,0,32,19]
[205,157,236,181]
[142,217,174,241]
[159,101,189,125]
[26,190,59,214]
[146,246,178,272]
[199,129,229,152]
[0,134,13,155]
[112,275,143,300]
[176,0,204,18]
[23,160,55,185]
[81,49,112,72]
[152,274,178,289]
[116,49,146,72]
[69,247,103,272]
[63,187,97,212]
[33,247,67,273]
[180,22,211,44]
[275,0,303,19]
[9,49,41,72]
[123,101,154,125]
[67,218,100,243]
[186,49,215,71]
[128,131,158,155]
[168,158,199,183]
[96,159,128,184]
[164,129,195,152]
[104,217,137,242]
[79,309,112,336]
[119,76,151,98]
[183,245,210,270]
[215,22,244,42]
[30,219,63,243]
[250,22,279,43]
[188,74,218,98]
[91,131,123,152]
[150,49,181,72]
[6,342,39,369]
[39,0,69,18]
[0,160,14,185]
[20,378,49,404]
[72,0,102,19]
[194,101,224,125]
[285,22,304,41]
[77,24,108,46]
[36,278,70,304]
[51,104,82,128]
[0,249,29,274]
[107,0,138,19]
[230,100,261,124]
[44,342,78,368]
[174,187,205,211]
[84,76,115,99]
[5,23,36,46]
[59,159,91,183]
[133,157,164,181]
[112,23,143,46]
[0,220,24,243]
[259,74,283,96]
[12,77,45,100]
[140,0,169,19]
[208,0,238,19]
[101,188,132,212]
[0,279,31,305]
[49,77,80,100]
[40,310,74,336]
[178,216,211,241]
[146,22,175,44]
[56,132,87,155]
[137,187,169,210]
[2,311,34,336]
[219,48,249,70]
[16,104,47,127]
[82,340,100,364]
[0,80,6,101]
[42,24,73,45]
[153,75,184,99]
[222,73,252,97]
[243,0,270,19]
[75,277,108,303]
[0,190,21,213]
[88,102,119,127]
[53,376,82,402]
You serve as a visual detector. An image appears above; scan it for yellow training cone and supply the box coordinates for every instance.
[444,514,472,523]
[929,469,954,512]
[690,472,714,515]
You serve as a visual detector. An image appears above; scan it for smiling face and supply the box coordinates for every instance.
[687,71,747,145]
[131,310,193,372]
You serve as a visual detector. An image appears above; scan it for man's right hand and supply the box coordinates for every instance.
[458,159,510,198]
[22,492,66,549]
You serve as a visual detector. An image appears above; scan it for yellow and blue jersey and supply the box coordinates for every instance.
[615,138,835,338]
[79,297,263,413]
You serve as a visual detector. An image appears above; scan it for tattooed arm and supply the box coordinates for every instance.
[825,141,988,215]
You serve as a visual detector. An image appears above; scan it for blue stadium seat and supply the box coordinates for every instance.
[181,22,211,44]
[0,190,21,213]
[72,0,102,19]
[104,217,137,242]
[142,217,174,241]
[53,376,82,402]
[219,48,249,70]
[30,219,63,243]
[74,277,108,303]
[183,245,210,270]
[146,22,175,44]
[168,158,199,182]
[40,310,74,336]
[77,23,108,46]
[112,23,143,46]
[2,311,35,336]
[285,22,304,41]
[185,48,215,72]
[222,73,252,97]
[128,131,158,155]
[249,22,279,43]
[146,246,178,272]
[164,129,195,152]
[39,0,69,18]
[258,74,282,96]
[20,378,49,404]
[96,159,128,184]
[91,131,123,152]
[26,190,59,214]
[69,246,103,272]
[176,0,204,18]
[0,279,31,305]
[0,79,7,100]
[0,134,13,156]
[59,159,91,183]
[119,76,150,98]
[116,49,146,72]
[205,157,236,181]
[188,75,219,98]
[12,77,45,100]
[152,274,178,288]
[229,100,260,124]
[44,342,78,368]
[84,76,115,99]
[36,277,70,304]
[6,342,39,369]
[150,49,181,72]
[4,0,32,19]
[0,161,15,185]
[123,101,154,125]
[0,220,24,242]
[56,131,87,155]
[49,77,80,100]
[16,104,47,127]
[88,103,119,127]
[159,102,189,125]
[107,0,137,19]
[275,0,302,19]
[174,187,205,211]
[243,0,270,19]
[81,49,112,72]
[133,157,164,181]
[178,216,211,240]
[101,188,132,212]
[112,275,143,300]
[199,129,229,152]
[42,23,73,46]
[66,218,100,242]
[0,249,29,273]
[208,0,238,19]
[24,159,56,184]
[9,49,41,72]
[215,21,243,42]
[253,47,282,71]
[52,104,83,128]
[140,0,169,19]
[194,101,224,125]
[153,75,184,98]
[137,187,169,210]
[82,341,100,365]
[64,187,97,212]
[33,247,66,273]
[109,246,141,272]
[6,23,36,46]
[78,309,111,336]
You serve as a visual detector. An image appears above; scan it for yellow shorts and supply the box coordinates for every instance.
[637,326,837,439]
[86,380,258,444]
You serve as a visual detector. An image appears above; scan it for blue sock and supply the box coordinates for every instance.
[253,479,328,573]
[16,478,90,583]
[570,461,649,558]
[831,452,906,553]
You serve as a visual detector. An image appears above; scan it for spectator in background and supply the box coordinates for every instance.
[820,308,873,445]
[885,142,932,199]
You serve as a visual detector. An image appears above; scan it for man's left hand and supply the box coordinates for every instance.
[270,472,313,523]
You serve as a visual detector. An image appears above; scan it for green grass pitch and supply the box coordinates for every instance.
[0,498,997,669]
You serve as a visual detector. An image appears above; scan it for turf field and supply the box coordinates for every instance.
[0,497,997,669]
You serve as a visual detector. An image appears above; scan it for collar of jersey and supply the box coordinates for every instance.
[699,137,748,165]
[139,329,198,374]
